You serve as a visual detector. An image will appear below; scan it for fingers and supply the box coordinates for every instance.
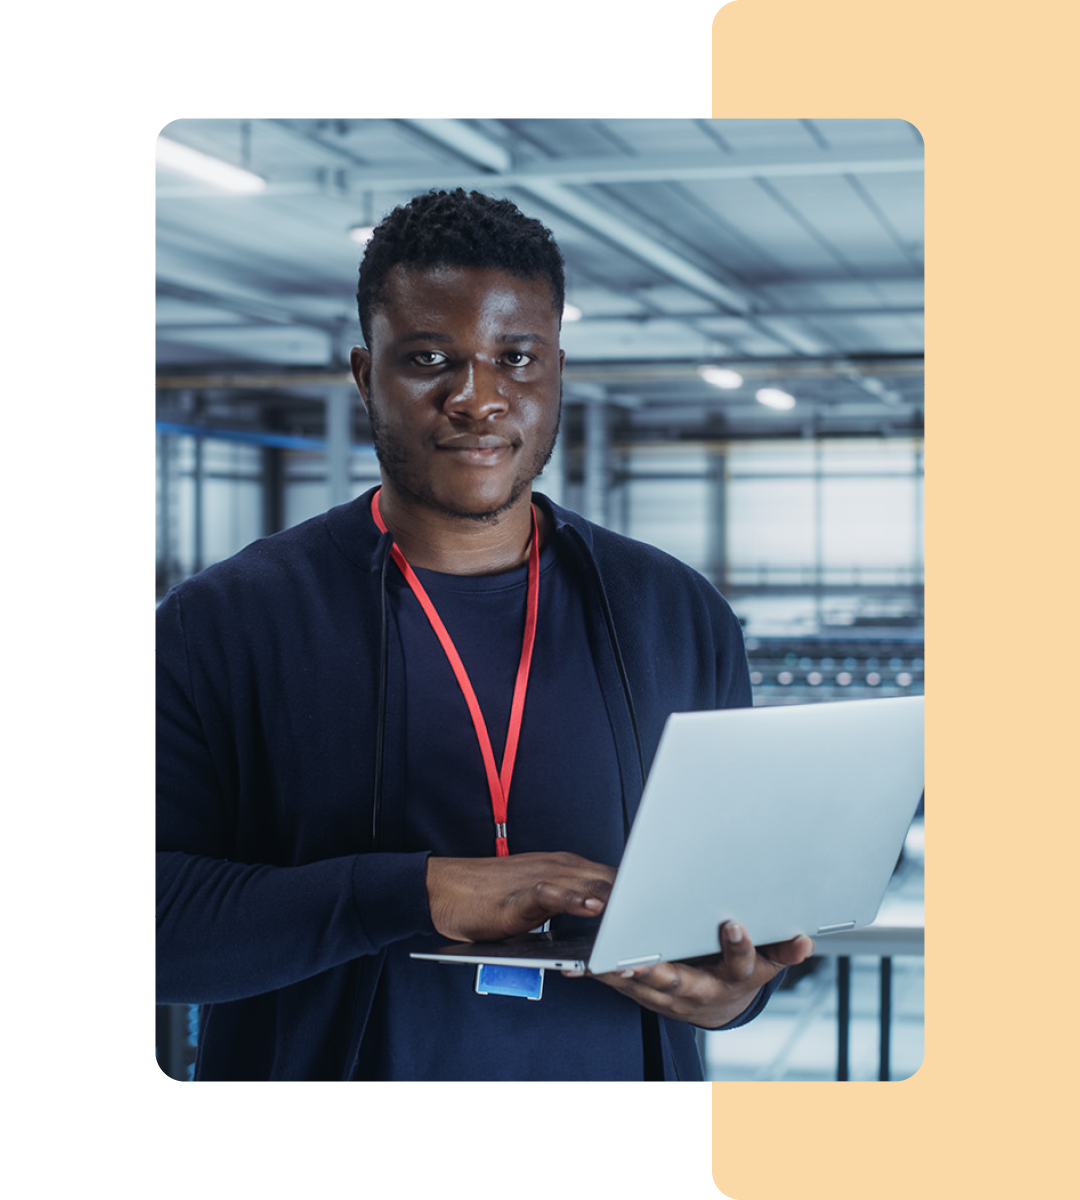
[582,958,730,1025]
[525,879,609,924]
[526,856,613,915]
[563,922,816,1029]
[717,920,757,980]
[427,852,615,941]
[758,933,815,966]
[716,922,814,972]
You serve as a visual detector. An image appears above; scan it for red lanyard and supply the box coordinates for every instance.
[371,488,540,857]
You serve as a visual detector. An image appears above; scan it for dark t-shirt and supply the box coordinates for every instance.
[354,540,649,1080]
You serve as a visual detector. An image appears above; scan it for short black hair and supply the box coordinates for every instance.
[356,188,565,347]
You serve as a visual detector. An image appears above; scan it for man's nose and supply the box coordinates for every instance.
[443,360,508,420]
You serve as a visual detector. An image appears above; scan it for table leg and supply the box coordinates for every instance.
[837,956,850,1081]
[879,956,893,1081]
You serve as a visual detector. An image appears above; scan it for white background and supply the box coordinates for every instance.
[8,3,746,1197]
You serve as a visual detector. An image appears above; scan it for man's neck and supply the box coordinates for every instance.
[375,484,543,576]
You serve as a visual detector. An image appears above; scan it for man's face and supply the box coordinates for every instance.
[351,265,564,522]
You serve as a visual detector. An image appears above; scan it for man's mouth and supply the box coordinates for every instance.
[435,434,517,457]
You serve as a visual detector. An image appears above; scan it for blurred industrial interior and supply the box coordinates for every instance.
[156,118,924,1082]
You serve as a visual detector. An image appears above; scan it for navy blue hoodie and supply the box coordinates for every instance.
[156,489,776,1079]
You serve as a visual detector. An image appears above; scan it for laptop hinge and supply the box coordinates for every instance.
[617,954,662,968]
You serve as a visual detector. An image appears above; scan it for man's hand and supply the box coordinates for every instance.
[426,852,616,942]
[566,920,814,1029]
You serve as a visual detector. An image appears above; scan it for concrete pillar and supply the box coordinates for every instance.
[583,397,609,527]
[914,441,924,583]
[193,431,205,574]
[325,390,352,507]
[708,446,728,590]
[813,438,824,630]
[156,421,174,594]
[262,446,285,536]
[537,427,565,506]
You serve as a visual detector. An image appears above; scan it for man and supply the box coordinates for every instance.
[156,189,813,1081]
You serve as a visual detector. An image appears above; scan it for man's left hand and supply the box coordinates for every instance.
[564,920,814,1029]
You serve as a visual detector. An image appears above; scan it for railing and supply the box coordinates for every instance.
[813,917,924,1081]
[726,564,924,591]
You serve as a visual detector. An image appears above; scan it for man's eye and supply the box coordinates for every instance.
[503,352,532,366]
[412,351,447,366]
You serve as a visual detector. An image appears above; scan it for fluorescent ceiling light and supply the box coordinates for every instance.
[697,365,743,389]
[562,303,583,323]
[156,137,266,194]
[348,224,376,245]
[755,387,796,410]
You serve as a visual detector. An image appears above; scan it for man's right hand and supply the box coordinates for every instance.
[425,852,616,942]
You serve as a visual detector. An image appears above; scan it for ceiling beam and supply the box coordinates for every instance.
[404,118,513,173]
[398,119,756,315]
[156,279,338,336]
[570,305,922,323]
[157,304,922,337]
[158,120,923,211]
[529,178,755,313]
[155,120,923,404]
[393,119,919,400]
[159,141,922,200]
[359,142,924,189]
[155,355,924,391]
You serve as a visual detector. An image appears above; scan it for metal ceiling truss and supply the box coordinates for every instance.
[156,118,923,440]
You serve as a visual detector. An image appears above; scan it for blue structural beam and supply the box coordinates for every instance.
[156,420,376,456]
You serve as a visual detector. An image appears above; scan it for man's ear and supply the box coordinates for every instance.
[350,345,372,408]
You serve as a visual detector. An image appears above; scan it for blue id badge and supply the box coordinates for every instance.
[473,921,548,1000]
[474,963,544,1000]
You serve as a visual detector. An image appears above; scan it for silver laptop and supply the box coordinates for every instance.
[411,695,924,976]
